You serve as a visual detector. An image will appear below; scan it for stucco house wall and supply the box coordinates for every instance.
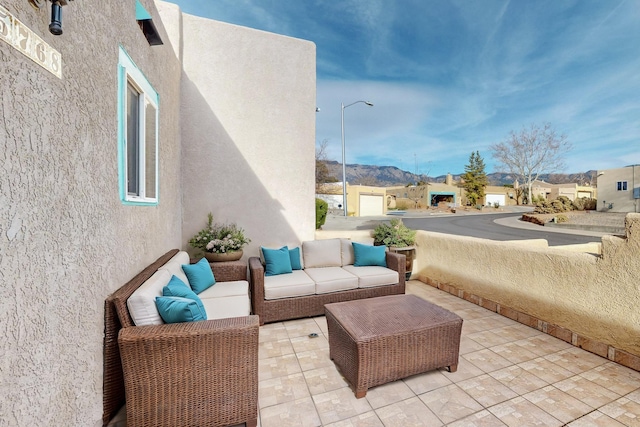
[175,13,317,254]
[0,0,182,425]
[414,213,640,359]
[597,166,640,213]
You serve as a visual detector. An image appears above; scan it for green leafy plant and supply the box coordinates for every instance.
[315,198,328,229]
[189,213,250,254]
[373,219,416,248]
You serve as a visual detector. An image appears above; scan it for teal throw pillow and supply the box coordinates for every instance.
[163,275,207,320]
[182,257,216,294]
[262,246,293,276]
[289,246,302,270]
[352,242,387,267]
[155,296,206,323]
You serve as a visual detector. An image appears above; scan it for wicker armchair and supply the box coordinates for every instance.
[104,250,259,427]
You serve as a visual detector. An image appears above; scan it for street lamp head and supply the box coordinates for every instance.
[364,101,373,106]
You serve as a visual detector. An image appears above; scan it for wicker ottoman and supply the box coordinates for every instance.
[325,294,463,398]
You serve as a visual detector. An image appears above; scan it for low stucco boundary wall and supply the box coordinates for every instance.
[413,213,640,369]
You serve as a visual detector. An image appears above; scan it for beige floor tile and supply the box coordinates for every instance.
[496,323,542,341]
[463,349,514,374]
[374,396,443,426]
[463,320,495,335]
[284,318,323,339]
[303,366,349,395]
[467,330,514,347]
[580,362,640,396]
[555,375,621,409]
[489,365,549,395]
[324,411,384,427]
[599,395,640,426]
[460,336,487,355]
[489,396,563,427]
[458,374,518,407]
[489,342,539,364]
[419,383,483,424]
[291,334,330,353]
[259,322,288,343]
[259,353,302,380]
[565,411,627,427]
[403,370,452,395]
[456,307,495,320]
[258,372,310,408]
[517,334,573,356]
[440,357,484,383]
[297,347,334,372]
[313,387,373,425]
[314,316,329,334]
[364,380,415,409]
[519,357,575,383]
[545,347,607,374]
[259,396,321,427]
[524,385,593,423]
[259,338,295,359]
[446,409,508,427]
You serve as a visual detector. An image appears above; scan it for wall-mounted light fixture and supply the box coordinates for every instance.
[28,0,73,35]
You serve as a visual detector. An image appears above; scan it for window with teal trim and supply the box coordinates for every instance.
[118,46,159,205]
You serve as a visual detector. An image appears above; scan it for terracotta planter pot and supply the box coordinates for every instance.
[204,250,243,262]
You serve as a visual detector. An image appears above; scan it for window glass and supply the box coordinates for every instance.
[118,46,159,205]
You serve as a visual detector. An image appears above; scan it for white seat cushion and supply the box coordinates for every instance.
[127,269,171,326]
[264,270,315,300]
[201,295,251,320]
[302,239,342,268]
[305,267,358,294]
[342,265,399,288]
[198,280,249,299]
[157,250,191,286]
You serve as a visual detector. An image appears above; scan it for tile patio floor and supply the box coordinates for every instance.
[255,281,640,427]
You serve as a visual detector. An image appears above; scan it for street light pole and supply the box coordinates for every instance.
[341,100,373,217]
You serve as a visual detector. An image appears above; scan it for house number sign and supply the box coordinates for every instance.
[0,4,61,78]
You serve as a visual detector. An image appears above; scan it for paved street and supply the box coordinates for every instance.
[322,208,608,246]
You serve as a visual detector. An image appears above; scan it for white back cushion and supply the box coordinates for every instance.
[340,239,355,266]
[302,239,342,268]
[127,269,171,326]
[158,251,190,286]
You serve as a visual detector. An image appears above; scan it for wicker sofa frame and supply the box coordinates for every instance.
[103,249,259,427]
[248,251,406,325]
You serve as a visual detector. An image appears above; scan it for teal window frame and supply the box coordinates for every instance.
[117,46,159,205]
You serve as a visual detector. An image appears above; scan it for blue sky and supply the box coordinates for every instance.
[166,0,639,177]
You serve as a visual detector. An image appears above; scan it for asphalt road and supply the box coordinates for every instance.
[402,212,602,246]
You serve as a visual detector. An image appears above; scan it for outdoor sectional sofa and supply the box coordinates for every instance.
[103,249,258,427]
[249,238,406,325]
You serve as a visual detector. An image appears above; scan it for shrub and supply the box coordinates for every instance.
[373,219,416,248]
[556,214,568,223]
[493,201,500,208]
[395,200,411,210]
[574,197,597,211]
[315,198,328,229]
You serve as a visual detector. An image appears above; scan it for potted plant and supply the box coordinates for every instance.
[373,219,416,279]
[189,213,251,262]
[373,219,416,248]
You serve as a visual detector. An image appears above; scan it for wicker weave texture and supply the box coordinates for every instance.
[104,250,258,427]
[248,252,406,325]
[119,316,259,427]
[325,295,462,398]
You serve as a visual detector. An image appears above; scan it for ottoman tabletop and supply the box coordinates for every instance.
[325,294,463,397]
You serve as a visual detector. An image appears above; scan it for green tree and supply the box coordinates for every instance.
[462,151,488,206]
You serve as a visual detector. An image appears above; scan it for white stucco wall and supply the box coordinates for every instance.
[175,13,317,256]
[0,0,182,425]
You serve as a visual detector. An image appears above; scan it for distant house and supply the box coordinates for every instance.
[528,180,597,202]
[596,165,640,212]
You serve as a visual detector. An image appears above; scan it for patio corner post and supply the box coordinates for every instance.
[341,100,373,217]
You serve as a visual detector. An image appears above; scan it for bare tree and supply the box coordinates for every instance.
[316,139,337,192]
[491,123,571,204]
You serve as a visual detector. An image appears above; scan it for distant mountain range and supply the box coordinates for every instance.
[321,160,597,187]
